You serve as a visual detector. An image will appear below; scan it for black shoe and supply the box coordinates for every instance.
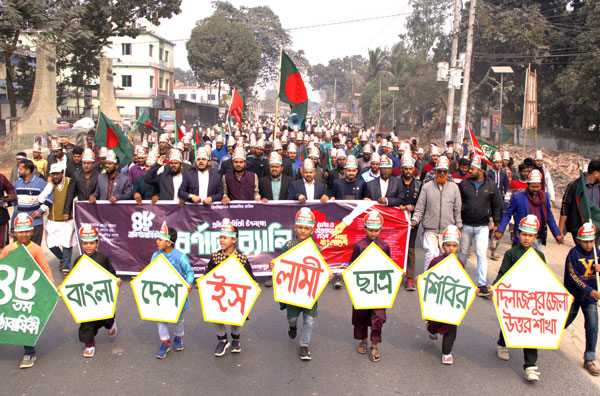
[299,346,311,361]
[333,275,343,289]
[231,339,241,353]
[288,326,297,339]
[478,285,490,297]
[214,340,230,357]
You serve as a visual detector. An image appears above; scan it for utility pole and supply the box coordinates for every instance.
[456,0,477,143]
[332,76,337,121]
[444,0,462,142]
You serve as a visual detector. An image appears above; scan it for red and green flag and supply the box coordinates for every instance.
[468,125,496,166]
[174,119,184,143]
[228,88,244,127]
[138,111,160,132]
[95,112,134,169]
[279,50,308,127]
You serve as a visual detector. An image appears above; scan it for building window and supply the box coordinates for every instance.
[165,50,169,62]
[159,48,163,60]
[179,94,186,100]
[159,78,163,89]
[122,43,131,55]
[149,76,154,88]
[165,80,169,92]
[208,94,216,101]
[149,44,153,57]
[121,75,132,87]
[191,93,196,100]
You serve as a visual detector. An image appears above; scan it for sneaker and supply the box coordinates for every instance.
[584,360,600,376]
[478,285,490,297]
[173,336,184,351]
[441,354,453,365]
[83,347,95,358]
[107,321,117,338]
[264,277,273,287]
[231,339,241,353]
[496,345,510,361]
[524,366,540,382]
[62,269,70,277]
[20,354,36,369]
[299,346,311,361]
[333,275,343,289]
[214,340,230,357]
[288,326,297,339]
[156,342,170,359]
[405,278,416,291]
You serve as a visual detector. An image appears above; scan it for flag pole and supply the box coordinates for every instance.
[128,111,145,143]
[274,46,283,135]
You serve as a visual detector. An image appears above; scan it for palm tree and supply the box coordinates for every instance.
[366,48,388,82]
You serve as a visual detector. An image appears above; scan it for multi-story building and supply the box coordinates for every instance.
[173,80,226,106]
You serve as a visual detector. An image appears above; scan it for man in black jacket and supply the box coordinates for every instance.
[63,149,99,218]
[396,154,422,291]
[457,156,503,296]
[259,152,293,201]
[247,139,269,178]
[558,160,600,244]
[145,149,184,203]
[177,147,223,206]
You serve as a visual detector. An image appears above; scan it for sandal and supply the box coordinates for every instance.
[357,340,368,354]
[584,360,600,376]
[369,345,381,362]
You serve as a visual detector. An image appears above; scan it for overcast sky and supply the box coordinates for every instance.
[155,0,413,68]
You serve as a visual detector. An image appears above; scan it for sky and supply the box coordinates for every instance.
[155,0,413,71]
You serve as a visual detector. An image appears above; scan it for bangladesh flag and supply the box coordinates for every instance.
[138,111,160,132]
[95,112,134,169]
[576,169,600,239]
[228,88,244,127]
[469,125,496,166]
[279,50,308,127]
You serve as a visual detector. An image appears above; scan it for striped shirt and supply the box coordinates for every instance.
[13,176,54,227]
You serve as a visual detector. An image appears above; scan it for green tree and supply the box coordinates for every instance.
[402,0,452,56]
[187,14,261,105]
[211,1,309,85]
[174,67,197,85]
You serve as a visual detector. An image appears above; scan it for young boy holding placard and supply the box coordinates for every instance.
[351,211,391,363]
[563,222,600,376]
[154,222,194,359]
[424,225,476,365]
[0,213,54,369]
[208,219,256,357]
[493,215,543,382]
[73,224,122,358]
[269,207,333,361]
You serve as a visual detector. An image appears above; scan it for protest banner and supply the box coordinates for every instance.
[417,254,476,325]
[0,245,59,346]
[198,254,260,326]
[73,201,410,277]
[131,254,190,323]
[272,238,331,309]
[60,255,119,323]
[491,248,573,349]
[343,242,403,309]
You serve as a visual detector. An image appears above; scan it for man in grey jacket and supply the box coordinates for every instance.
[89,150,132,203]
[410,156,462,271]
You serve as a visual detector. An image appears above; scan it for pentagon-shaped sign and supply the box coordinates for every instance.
[131,254,190,323]
[60,255,119,323]
[492,248,573,349]
[272,238,331,309]
[417,254,476,325]
[0,245,59,346]
[198,254,260,326]
[343,242,403,309]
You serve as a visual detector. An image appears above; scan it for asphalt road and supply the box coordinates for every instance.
[2,235,598,396]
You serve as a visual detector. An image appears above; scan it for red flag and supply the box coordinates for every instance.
[468,125,493,166]
[228,88,244,126]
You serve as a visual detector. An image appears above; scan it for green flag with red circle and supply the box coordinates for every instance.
[279,51,308,127]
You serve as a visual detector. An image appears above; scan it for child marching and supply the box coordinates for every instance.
[73,225,122,358]
[563,222,600,376]
[269,207,333,361]
[493,215,543,382]
[153,222,194,359]
[351,211,390,362]
[208,219,256,356]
